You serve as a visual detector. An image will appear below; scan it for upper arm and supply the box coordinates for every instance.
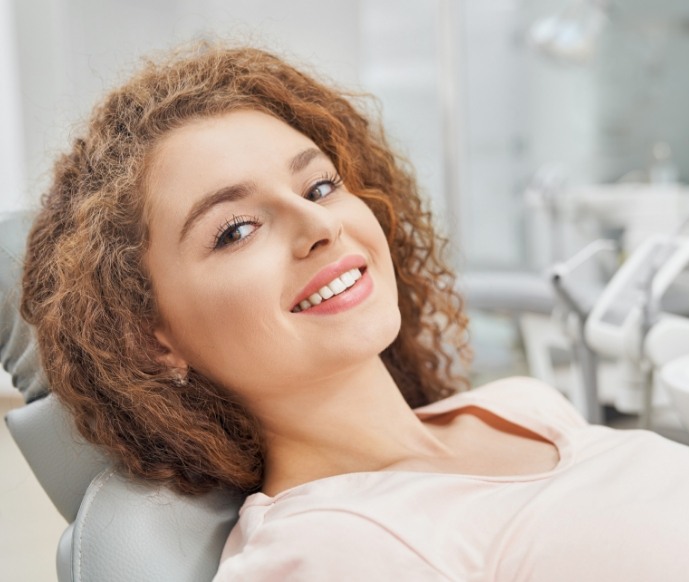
[213,509,452,582]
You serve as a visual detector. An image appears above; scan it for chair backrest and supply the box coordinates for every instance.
[1,210,242,582]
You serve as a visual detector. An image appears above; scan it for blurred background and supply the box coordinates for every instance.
[3,0,689,579]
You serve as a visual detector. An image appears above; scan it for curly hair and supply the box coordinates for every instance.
[21,43,471,495]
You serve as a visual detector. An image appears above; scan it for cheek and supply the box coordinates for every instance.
[196,283,270,342]
[365,213,397,292]
[156,264,278,368]
[349,197,394,259]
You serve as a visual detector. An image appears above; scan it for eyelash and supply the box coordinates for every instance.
[212,215,261,250]
[305,172,343,201]
[211,172,344,250]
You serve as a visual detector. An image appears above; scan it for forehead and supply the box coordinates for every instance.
[144,110,318,221]
[148,110,314,180]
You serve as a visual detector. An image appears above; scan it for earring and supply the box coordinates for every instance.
[173,370,188,387]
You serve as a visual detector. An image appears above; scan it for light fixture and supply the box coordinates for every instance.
[527,0,610,64]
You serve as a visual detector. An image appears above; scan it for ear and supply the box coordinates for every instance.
[153,326,189,371]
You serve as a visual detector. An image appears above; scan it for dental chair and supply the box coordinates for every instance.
[1,211,242,581]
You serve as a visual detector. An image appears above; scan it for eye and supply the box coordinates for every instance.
[305,173,343,202]
[213,216,260,250]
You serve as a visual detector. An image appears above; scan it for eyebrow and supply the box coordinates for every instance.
[179,147,328,244]
[179,182,254,243]
[289,147,326,174]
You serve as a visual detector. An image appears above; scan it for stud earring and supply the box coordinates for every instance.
[173,370,188,387]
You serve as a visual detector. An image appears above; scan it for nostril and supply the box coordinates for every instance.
[309,238,330,253]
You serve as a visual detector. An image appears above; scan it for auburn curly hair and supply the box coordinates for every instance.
[21,43,471,495]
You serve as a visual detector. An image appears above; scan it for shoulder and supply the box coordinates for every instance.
[468,376,588,429]
[416,376,588,432]
[213,507,451,581]
[472,376,571,404]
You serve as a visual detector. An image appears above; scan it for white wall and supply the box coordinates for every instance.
[359,0,448,227]
[0,0,26,211]
[12,0,364,201]
[458,0,532,268]
[593,0,689,182]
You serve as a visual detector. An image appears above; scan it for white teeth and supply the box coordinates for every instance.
[328,278,346,294]
[293,267,364,312]
[340,271,355,287]
[318,285,334,299]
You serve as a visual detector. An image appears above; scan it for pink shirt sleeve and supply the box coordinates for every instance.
[213,509,454,581]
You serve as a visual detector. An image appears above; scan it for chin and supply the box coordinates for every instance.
[360,304,402,356]
[320,305,401,366]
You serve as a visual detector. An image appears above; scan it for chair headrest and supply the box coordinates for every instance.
[1,209,107,520]
[5,394,110,521]
[66,470,240,581]
[0,210,49,403]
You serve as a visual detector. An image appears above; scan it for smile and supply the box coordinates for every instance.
[292,268,363,312]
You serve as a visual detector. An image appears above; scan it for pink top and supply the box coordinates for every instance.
[213,377,689,581]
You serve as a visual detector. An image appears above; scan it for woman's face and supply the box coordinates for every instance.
[145,110,400,401]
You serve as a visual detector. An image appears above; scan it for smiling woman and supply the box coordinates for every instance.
[146,110,403,438]
[20,42,689,582]
[21,43,469,497]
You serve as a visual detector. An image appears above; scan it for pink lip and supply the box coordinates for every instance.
[290,254,368,312]
[300,270,373,315]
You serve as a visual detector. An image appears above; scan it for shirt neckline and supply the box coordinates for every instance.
[245,389,575,507]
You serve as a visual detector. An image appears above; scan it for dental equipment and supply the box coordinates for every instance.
[550,240,616,424]
[524,164,570,266]
[585,224,689,428]
[568,183,689,254]
[656,354,689,432]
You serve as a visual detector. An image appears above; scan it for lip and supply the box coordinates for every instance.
[290,254,368,312]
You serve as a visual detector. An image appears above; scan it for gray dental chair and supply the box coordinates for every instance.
[1,211,242,581]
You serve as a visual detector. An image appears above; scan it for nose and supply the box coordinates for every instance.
[288,198,343,259]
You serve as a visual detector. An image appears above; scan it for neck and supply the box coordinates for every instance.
[248,357,451,496]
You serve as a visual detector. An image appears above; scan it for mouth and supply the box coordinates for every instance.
[291,266,367,313]
[290,253,371,314]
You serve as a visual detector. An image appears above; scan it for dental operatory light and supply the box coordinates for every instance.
[527,0,610,64]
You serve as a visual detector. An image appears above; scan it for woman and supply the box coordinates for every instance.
[21,43,689,581]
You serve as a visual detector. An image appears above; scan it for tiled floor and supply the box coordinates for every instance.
[1,383,65,582]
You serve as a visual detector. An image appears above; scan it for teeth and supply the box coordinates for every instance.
[308,293,323,305]
[328,278,346,294]
[340,271,355,287]
[318,285,334,300]
[293,268,363,313]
